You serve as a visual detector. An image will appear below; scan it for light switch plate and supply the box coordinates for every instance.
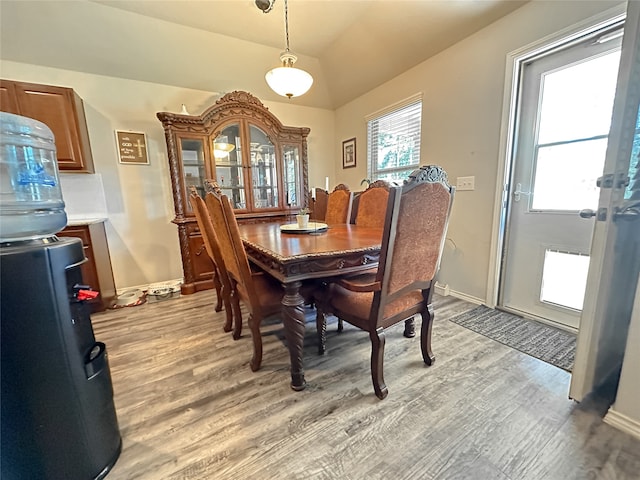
[456,176,475,191]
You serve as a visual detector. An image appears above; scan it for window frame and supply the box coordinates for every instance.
[366,93,423,183]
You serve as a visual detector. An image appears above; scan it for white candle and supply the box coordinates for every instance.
[325,177,329,191]
[311,188,316,200]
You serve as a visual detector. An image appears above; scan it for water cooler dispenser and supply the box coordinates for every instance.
[0,112,121,478]
[1,238,122,479]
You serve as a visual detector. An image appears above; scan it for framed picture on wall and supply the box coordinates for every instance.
[342,137,356,169]
[115,130,150,165]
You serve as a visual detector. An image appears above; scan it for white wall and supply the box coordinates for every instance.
[1,61,335,290]
[334,0,623,301]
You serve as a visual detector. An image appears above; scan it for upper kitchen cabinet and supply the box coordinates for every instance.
[157,90,310,294]
[0,79,95,173]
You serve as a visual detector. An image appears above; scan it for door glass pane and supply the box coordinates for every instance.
[532,49,621,212]
[538,50,620,144]
[540,250,590,310]
[625,104,640,200]
[180,138,206,213]
[249,125,278,209]
[283,145,300,207]
[532,138,607,211]
[214,124,246,210]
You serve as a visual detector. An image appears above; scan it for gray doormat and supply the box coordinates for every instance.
[449,305,576,372]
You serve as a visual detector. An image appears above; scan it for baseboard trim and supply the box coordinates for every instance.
[604,408,640,440]
[116,278,183,296]
[448,289,484,305]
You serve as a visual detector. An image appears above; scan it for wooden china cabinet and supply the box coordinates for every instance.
[157,91,310,294]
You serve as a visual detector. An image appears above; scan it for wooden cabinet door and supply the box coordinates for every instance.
[0,81,19,114]
[13,83,86,170]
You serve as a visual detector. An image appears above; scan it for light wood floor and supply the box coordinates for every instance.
[92,291,640,480]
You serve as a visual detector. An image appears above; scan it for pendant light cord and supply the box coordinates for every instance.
[284,0,290,52]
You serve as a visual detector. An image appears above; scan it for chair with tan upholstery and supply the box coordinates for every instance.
[353,179,392,228]
[205,186,285,371]
[188,187,234,334]
[315,165,455,399]
[324,184,353,225]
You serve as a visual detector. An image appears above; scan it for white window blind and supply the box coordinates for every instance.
[367,96,422,183]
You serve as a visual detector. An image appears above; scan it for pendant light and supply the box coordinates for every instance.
[263,0,313,99]
[213,135,235,159]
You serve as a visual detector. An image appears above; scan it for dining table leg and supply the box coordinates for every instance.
[281,280,306,391]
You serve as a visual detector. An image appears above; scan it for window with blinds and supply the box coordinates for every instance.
[366,95,422,183]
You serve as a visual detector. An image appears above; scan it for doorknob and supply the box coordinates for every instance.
[579,208,607,220]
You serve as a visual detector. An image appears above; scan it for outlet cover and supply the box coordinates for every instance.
[456,176,475,191]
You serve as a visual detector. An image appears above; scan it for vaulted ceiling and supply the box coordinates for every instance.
[0,0,527,109]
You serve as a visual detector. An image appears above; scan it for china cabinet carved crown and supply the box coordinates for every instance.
[157,91,310,294]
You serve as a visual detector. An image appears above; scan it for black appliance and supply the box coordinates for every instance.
[1,236,121,479]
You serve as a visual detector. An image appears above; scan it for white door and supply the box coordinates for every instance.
[500,29,623,330]
[571,0,640,401]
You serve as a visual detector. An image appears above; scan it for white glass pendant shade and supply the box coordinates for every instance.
[265,65,313,98]
[266,51,313,98]
[213,135,235,158]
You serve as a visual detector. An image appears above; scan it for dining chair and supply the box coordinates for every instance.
[315,165,455,399]
[188,187,234,334]
[353,179,392,228]
[324,184,353,225]
[310,187,329,221]
[205,187,286,371]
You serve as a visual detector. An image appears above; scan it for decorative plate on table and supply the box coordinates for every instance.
[280,222,329,234]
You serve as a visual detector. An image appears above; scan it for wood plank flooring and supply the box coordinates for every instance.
[91,292,640,480]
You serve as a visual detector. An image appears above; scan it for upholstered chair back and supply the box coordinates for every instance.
[324,184,353,224]
[354,180,392,228]
[381,170,453,301]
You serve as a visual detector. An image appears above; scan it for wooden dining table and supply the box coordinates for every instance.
[238,221,383,391]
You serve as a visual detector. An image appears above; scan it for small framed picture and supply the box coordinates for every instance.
[115,130,149,165]
[342,137,356,169]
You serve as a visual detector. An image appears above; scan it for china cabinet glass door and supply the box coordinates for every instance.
[214,123,247,210]
[283,144,302,208]
[179,136,208,214]
[249,125,279,210]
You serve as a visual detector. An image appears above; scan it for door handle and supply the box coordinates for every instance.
[613,201,640,222]
[513,183,531,202]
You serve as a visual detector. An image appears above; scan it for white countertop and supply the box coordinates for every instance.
[65,217,107,226]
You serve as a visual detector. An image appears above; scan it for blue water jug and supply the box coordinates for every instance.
[0,112,67,242]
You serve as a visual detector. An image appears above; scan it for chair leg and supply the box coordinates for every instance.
[420,304,435,365]
[403,316,416,338]
[337,318,344,333]
[230,284,243,340]
[248,313,263,372]
[213,269,223,312]
[370,327,388,400]
[316,307,327,355]
[221,284,233,333]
